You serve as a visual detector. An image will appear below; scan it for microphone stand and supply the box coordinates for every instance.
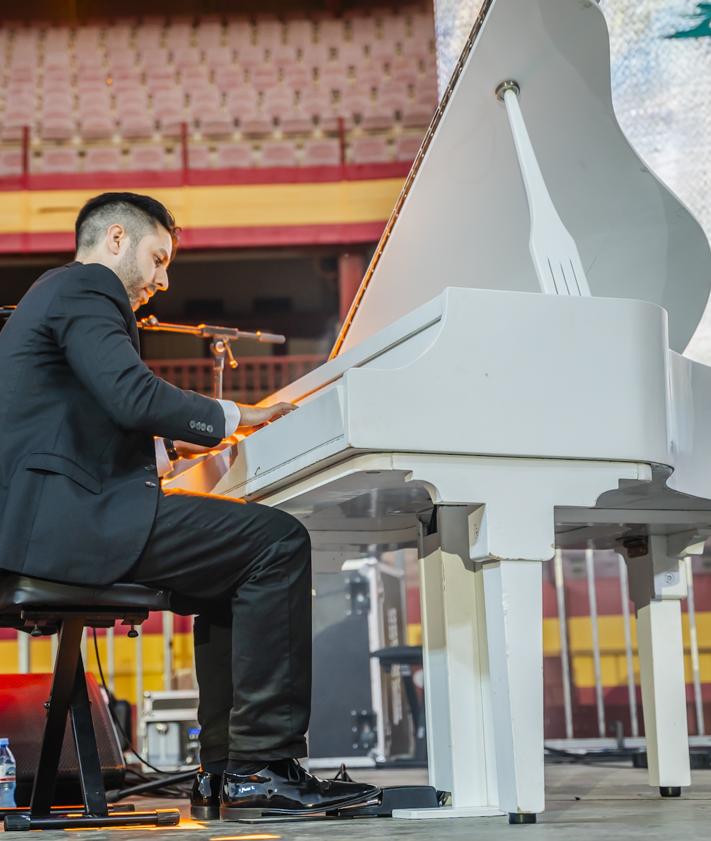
[137,315,286,399]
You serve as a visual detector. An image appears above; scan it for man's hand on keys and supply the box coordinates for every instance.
[237,401,298,429]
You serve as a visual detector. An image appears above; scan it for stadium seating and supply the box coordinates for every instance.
[0,5,437,175]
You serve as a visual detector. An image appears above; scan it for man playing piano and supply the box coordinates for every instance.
[0,192,378,819]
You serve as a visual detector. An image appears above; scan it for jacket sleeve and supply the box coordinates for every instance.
[47,274,225,446]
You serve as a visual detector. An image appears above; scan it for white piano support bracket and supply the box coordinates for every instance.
[620,534,691,793]
[495,80,591,297]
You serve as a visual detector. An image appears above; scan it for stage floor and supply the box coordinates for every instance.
[12,764,711,838]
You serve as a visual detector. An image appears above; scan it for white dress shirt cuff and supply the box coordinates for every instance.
[154,437,173,478]
[218,400,241,437]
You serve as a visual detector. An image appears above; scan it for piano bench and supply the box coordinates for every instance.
[0,574,180,832]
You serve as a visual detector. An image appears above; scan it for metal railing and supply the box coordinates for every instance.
[145,354,325,403]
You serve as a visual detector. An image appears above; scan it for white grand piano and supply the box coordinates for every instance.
[166,0,711,823]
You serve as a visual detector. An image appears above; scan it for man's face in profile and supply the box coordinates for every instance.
[116,227,173,311]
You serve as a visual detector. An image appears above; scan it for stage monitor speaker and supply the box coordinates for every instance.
[0,672,125,806]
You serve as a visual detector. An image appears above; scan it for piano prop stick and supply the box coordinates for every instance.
[166,0,711,824]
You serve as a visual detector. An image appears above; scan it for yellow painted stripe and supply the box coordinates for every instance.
[3,610,711,702]
[0,180,404,235]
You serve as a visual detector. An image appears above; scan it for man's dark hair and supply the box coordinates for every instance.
[75,192,179,253]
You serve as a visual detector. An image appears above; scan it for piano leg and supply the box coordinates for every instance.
[624,538,691,796]
[482,558,545,824]
[394,506,503,819]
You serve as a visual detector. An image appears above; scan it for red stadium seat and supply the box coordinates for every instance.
[206,46,233,69]
[350,136,390,164]
[259,140,297,168]
[173,46,202,68]
[215,67,247,93]
[226,19,253,47]
[250,65,280,92]
[84,146,122,172]
[270,44,299,65]
[285,19,314,47]
[216,143,253,168]
[279,63,313,90]
[401,102,434,129]
[38,148,80,174]
[302,138,341,167]
[254,18,283,48]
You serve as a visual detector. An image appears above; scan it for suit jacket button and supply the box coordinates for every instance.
[145,480,157,488]
[189,420,196,429]
[207,424,214,433]
[144,464,155,471]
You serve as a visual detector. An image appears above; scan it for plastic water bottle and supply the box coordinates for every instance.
[0,737,16,808]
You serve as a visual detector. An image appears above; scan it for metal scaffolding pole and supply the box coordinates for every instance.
[585,545,606,738]
[617,553,639,737]
[554,550,574,739]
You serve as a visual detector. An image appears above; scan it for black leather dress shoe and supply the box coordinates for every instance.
[220,759,381,818]
[190,769,221,821]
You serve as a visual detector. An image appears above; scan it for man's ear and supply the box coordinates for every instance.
[107,223,126,256]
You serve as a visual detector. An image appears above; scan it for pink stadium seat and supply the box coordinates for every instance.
[206,46,233,68]
[381,14,408,43]
[39,148,80,174]
[84,146,122,172]
[270,44,298,65]
[369,40,393,63]
[254,18,283,48]
[280,110,314,136]
[128,144,169,171]
[350,136,390,164]
[401,102,434,129]
[285,19,314,47]
[186,143,210,169]
[167,20,193,49]
[158,111,189,138]
[173,46,202,68]
[0,150,23,177]
[258,140,297,168]
[302,138,341,167]
[215,67,246,92]
[225,87,259,113]
[140,49,171,70]
[395,133,423,161]
[1,113,33,142]
[153,91,186,117]
[338,42,365,69]
[226,19,253,46]
[120,111,155,139]
[40,118,75,141]
[239,106,273,137]
[216,143,253,168]
[250,65,280,92]
[44,51,71,71]
[80,115,116,140]
[360,101,400,131]
[236,43,266,68]
[262,87,295,118]
[318,18,346,46]
[279,64,312,89]
[196,20,223,49]
[135,21,164,49]
[350,17,377,42]
[199,110,234,138]
[180,66,210,86]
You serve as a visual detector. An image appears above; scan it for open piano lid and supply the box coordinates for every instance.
[332,0,711,357]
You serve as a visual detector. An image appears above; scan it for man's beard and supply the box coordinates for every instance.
[115,245,144,308]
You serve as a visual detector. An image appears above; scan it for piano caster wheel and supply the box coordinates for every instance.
[508,812,536,824]
[659,787,681,798]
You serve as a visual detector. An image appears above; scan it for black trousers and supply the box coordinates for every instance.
[121,488,312,764]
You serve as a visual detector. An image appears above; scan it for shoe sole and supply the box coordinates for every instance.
[220,793,381,821]
[191,804,220,821]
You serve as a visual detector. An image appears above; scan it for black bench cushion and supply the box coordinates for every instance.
[0,574,170,613]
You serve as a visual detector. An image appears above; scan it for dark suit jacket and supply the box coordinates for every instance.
[0,262,225,585]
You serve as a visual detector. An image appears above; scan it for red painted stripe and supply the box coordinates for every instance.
[0,162,412,193]
[0,221,386,254]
